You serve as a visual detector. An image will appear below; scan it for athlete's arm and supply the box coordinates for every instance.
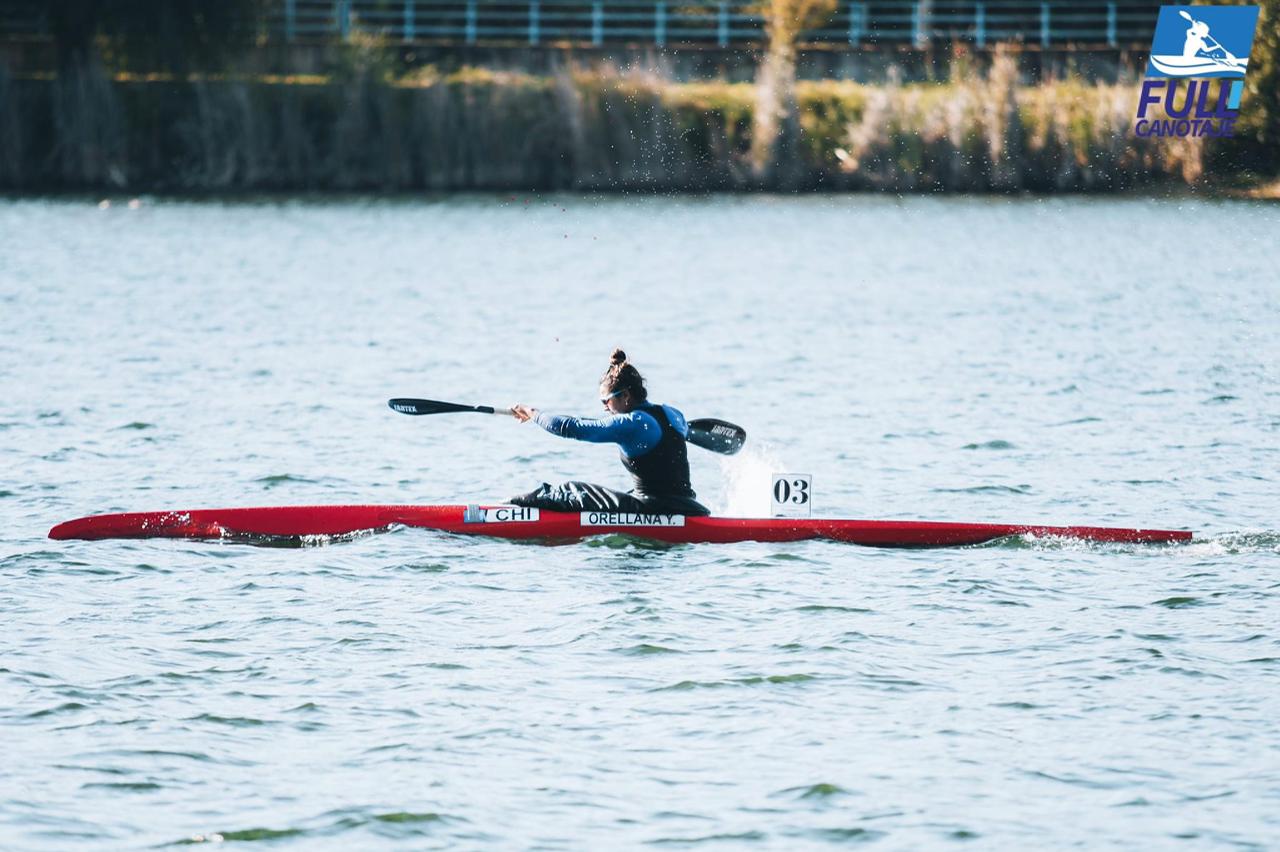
[526,409,662,457]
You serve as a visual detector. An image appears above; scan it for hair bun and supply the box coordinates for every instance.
[599,348,648,402]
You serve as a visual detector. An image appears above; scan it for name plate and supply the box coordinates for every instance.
[580,512,686,527]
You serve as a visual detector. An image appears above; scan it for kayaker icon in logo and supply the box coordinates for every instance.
[1146,6,1260,78]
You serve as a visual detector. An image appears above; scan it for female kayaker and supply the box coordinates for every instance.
[509,349,710,516]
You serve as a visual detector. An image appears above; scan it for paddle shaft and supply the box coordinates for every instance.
[388,398,746,455]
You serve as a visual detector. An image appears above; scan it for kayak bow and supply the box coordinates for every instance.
[48,505,1193,548]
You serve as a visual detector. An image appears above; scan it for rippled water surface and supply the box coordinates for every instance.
[2,195,1279,849]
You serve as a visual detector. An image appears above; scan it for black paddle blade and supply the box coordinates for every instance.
[388,398,495,416]
[687,418,746,455]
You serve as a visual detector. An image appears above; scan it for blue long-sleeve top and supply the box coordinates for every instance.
[532,404,688,458]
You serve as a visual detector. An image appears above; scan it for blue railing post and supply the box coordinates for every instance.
[1040,2,1050,47]
[466,0,477,44]
[912,3,921,46]
[529,0,540,45]
[718,0,728,47]
[1106,2,1117,47]
[337,0,351,40]
[284,0,296,41]
[593,1,603,45]
[655,1,666,47]
[848,1,862,46]
[975,2,985,48]
[404,0,415,41]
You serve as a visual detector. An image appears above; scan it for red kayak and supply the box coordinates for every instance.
[48,505,1193,548]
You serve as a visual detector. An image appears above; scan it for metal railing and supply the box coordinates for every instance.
[271,0,1161,47]
[0,0,1162,48]
[0,0,42,38]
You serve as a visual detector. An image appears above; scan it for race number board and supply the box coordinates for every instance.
[771,474,813,518]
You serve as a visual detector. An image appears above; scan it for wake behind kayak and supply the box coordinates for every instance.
[48,504,1193,548]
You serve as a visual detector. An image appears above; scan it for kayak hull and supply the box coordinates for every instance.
[1148,54,1248,77]
[48,505,1193,548]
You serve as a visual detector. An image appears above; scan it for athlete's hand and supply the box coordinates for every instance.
[511,404,536,423]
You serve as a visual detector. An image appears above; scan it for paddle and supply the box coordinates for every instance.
[389,398,514,416]
[686,418,747,456]
[388,398,746,455]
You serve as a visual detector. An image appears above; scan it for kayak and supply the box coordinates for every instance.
[1148,54,1248,77]
[48,505,1192,548]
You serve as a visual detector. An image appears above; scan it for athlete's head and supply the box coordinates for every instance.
[1190,20,1209,37]
[600,348,647,413]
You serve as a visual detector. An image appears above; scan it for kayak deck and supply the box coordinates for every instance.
[48,504,1193,548]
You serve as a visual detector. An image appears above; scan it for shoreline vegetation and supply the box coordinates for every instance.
[2,0,1273,194]
[0,51,1273,194]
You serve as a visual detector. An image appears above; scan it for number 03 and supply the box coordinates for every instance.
[773,478,810,505]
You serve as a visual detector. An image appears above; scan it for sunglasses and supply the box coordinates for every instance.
[600,389,626,406]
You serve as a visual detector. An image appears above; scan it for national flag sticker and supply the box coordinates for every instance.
[1145,6,1260,79]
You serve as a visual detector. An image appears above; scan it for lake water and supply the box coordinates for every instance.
[2,194,1279,849]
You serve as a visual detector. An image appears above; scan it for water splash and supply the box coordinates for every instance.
[717,443,788,517]
[1180,531,1280,557]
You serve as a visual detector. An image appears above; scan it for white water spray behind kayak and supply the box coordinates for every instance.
[717,443,787,517]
